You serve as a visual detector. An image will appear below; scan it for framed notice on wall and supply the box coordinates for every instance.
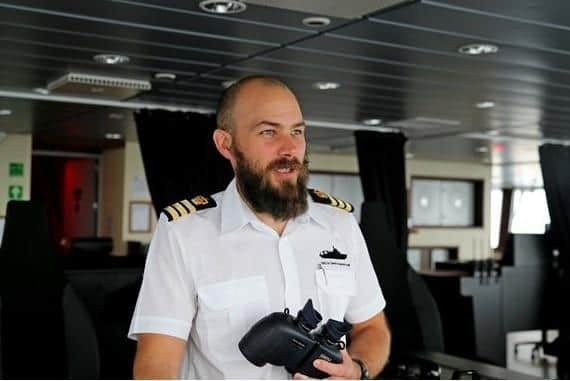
[129,201,152,233]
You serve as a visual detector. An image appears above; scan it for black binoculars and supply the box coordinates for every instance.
[238,299,352,378]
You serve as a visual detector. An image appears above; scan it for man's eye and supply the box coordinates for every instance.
[261,130,275,136]
[292,129,304,136]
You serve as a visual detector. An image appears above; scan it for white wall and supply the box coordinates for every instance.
[99,142,157,255]
[121,141,157,247]
[100,147,126,254]
[0,133,32,216]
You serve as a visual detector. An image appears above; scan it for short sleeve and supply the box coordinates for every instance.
[128,214,196,341]
[344,215,386,324]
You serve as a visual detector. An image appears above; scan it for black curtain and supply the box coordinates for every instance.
[539,143,570,378]
[355,131,425,360]
[31,155,66,253]
[134,110,233,215]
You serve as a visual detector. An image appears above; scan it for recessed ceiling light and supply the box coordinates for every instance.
[221,80,236,89]
[105,133,122,140]
[199,0,246,14]
[93,54,130,65]
[302,17,331,28]
[0,109,12,116]
[476,101,495,109]
[457,43,499,56]
[313,81,340,90]
[108,113,125,120]
[154,72,176,81]
[34,87,50,95]
[362,118,382,126]
[476,146,488,153]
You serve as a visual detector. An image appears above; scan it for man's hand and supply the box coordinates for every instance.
[293,350,360,380]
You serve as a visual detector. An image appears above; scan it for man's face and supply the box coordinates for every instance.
[229,82,309,219]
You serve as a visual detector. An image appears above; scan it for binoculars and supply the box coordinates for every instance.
[238,299,352,378]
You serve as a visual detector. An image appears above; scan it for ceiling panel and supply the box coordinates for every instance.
[1,0,570,187]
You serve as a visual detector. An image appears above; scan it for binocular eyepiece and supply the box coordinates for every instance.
[295,299,322,332]
[238,299,352,378]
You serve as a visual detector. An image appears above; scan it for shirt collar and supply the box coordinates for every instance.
[220,179,328,234]
[220,178,256,234]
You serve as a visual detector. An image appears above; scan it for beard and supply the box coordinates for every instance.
[234,148,309,221]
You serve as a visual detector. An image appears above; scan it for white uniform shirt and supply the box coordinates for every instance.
[128,179,386,379]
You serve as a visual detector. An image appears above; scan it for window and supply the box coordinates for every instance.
[509,189,551,234]
[490,189,503,249]
[410,178,483,227]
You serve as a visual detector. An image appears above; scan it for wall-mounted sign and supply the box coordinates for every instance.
[9,162,24,177]
[8,185,23,200]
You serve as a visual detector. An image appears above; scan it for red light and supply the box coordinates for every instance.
[494,143,505,152]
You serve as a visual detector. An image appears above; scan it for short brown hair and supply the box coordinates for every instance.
[216,75,291,133]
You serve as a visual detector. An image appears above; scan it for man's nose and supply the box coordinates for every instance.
[278,133,298,157]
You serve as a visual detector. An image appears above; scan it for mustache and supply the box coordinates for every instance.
[266,157,307,171]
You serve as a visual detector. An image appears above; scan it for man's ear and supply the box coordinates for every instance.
[213,129,234,161]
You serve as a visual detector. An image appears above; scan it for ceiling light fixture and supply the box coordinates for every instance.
[362,118,382,126]
[313,81,340,90]
[476,101,495,109]
[302,17,331,28]
[154,72,177,81]
[93,54,130,65]
[199,0,246,14]
[457,43,499,56]
[0,109,12,116]
[34,87,50,95]
[105,133,122,140]
[108,113,125,120]
[487,129,500,136]
[221,80,236,89]
[475,146,489,153]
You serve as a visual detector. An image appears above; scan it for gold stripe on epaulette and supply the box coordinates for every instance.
[164,205,180,220]
[173,202,188,216]
[181,199,197,213]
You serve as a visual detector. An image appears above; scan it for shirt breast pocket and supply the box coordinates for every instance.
[315,267,356,322]
[197,276,270,363]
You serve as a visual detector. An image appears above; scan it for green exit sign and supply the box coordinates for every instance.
[8,185,23,200]
[9,162,24,177]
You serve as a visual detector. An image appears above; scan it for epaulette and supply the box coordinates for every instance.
[308,189,354,213]
[163,195,217,221]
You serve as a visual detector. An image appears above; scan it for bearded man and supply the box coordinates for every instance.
[129,75,390,379]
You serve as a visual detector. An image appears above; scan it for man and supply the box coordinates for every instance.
[129,75,391,379]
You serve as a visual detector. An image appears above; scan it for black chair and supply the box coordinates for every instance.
[0,201,100,379]
[70,237,113,256]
